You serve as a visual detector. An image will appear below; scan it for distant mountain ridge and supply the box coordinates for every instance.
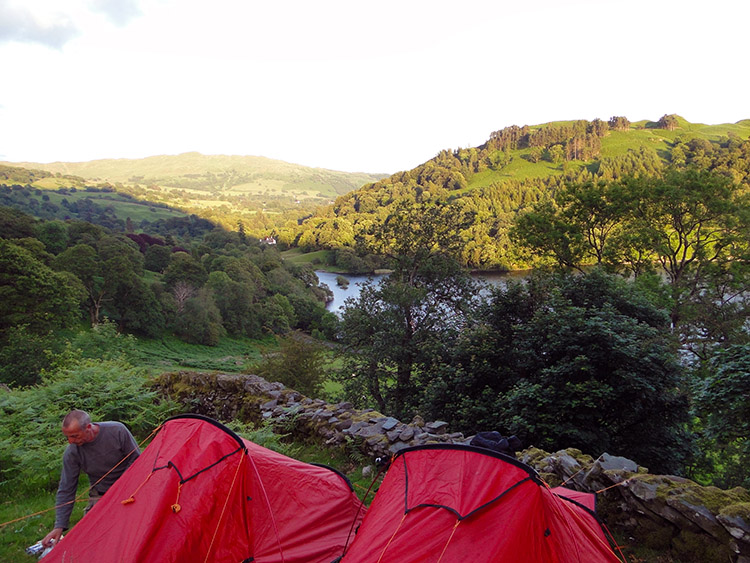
[1,152,386,199]
[1,152,387,236]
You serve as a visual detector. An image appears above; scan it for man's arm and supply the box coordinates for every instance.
[120,424,140,469]
[42,448,80,546]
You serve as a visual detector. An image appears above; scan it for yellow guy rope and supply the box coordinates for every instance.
[436,519,461,563]
[203,451,246,563]
[375,512,407,563]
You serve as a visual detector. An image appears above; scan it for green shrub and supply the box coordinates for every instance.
[250,332,328,397]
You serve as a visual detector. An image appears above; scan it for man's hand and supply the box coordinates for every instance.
[42,527,63,548]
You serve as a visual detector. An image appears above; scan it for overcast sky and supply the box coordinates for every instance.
[1,0,748,174]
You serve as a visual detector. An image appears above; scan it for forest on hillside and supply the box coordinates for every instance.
[286,115,750,270]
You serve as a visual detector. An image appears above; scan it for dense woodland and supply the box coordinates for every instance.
[286,115,750,270]
[0,206,338,388]
[2,115,749,497]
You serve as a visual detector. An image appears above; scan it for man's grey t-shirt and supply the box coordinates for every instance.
[54,421,140,529]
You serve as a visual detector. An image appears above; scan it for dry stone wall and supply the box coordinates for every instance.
[155,371,750,562]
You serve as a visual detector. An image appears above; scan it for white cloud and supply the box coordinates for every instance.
[0,0,79,48]
[88,0,143,27]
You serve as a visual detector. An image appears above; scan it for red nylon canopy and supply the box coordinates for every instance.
[342,444,621,563]
[44,414,365,563]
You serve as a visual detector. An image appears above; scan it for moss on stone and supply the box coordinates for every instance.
[672,529,733,563]
[563,448,595,466]
[520,446,552,468]
[350,411,385,423]
[540,472,562,487]
[719,501,750,520]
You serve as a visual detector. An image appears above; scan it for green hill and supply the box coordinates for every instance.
[287,115,750,269]
[0,153,386,236]
[3,152,385,201]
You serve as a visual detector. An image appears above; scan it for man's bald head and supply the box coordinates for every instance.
[62,410,96,446]
[62,410,91,431]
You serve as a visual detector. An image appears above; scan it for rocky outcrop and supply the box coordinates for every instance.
[155,371,750,562]
[520,448,750,563]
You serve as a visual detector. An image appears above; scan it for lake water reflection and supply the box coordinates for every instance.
[316,270,531,315]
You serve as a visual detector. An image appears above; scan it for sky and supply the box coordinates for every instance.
[1,0,748,174]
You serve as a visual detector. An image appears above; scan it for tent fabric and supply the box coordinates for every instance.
[44,414,365,563]
[341,444,621,563]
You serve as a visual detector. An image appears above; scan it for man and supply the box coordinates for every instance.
[41,410,140,548]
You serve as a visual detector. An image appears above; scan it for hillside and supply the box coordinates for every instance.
[4,152,386,199]
[0,153,386,236]
[287,115,750,269]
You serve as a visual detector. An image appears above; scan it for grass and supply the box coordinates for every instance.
[0,482,88,563]
[21,189,189,223]
[281,248,338,270]
[130,333,272,372]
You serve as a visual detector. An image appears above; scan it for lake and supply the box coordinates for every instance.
[315,270,532,314]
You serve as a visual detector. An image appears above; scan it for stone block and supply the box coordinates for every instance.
[597,453,639,472]
[386,429,401,442]
[382,417,400,431]
[398,426,415,441]
[424,420,449,435]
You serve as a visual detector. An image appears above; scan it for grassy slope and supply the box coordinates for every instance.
[42,190,188,223]
[466,118,750,191]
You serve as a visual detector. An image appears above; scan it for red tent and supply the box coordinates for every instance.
[44,414,365,563]
[342,444,621,562]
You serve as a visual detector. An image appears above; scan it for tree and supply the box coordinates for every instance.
[96,235,144,276]
[693,345,750,488]
[366,197,475,283]
[608,116,630,131]
[35,220,69,255]
[173,288,225,345]
[0,240,83,337]
[162,252,208,290]
[206,270,257,336]
[259,294,296,334]
[0,325,60,387]
[658,114,679,131]
[54,244,107,325]
[0,207,36,239]
[510,200,585,270]
[624,169,750,338]
[251,332,327,397]
[511,169,750,355]
[102,255,164,336]
[422,271,689,474]
[511,180,634,271]
[340,229,478,418]
[548,144,565,164]
[339,199,479,418]
[144,244,172,273]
